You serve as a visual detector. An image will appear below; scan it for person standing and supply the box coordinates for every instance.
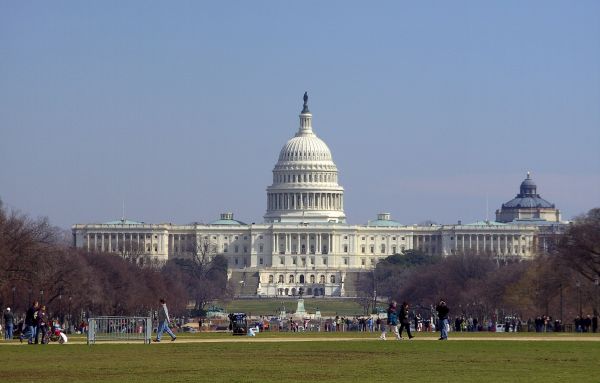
[20,301,39,344]
[34,305,48,344]
[436,299,450,340]
[398,302,414,340]
[154,298,176,342]
[379,301,401,340]
[4,307,14,340]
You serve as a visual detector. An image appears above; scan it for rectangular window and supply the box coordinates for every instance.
[280,257,284,265]
[361,246,365,254]
[235,245,239,253]
[361,258,366,266]
[370,246,374,254]
[259,244,264,252]
[259,258,263,265]
[344,258,348,265]
[243,246,248,253]
[323,258,327,265]
[343,245,348,253]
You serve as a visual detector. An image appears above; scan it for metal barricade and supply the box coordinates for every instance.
[87,316,152,344]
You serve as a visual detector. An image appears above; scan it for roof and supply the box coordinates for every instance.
[103,219,143,225]
[209,218,247,226]
[366,219,403,227]
[502,196,555,209]
[464,221,507,226]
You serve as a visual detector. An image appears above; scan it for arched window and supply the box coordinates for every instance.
[330,275,336,283]
[289,275,295,283]
[319,275,325,284]
[268,275,274,283]
[310,275,315,284]
[278,275,284,283]
[381,244,386,254]
[299,275,305,283]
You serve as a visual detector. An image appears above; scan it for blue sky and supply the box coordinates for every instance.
[1,1,599,228]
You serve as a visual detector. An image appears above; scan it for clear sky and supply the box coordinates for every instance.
[1,0,599,229]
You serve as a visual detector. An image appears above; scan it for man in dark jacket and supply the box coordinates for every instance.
[20,301,39,344]
[4,307,14,340]
[398,302,414,339]
[436,299,450,340]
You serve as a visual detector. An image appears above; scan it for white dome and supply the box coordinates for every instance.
[278,134,333,162]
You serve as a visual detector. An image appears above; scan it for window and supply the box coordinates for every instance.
[320,275,325,284]
[330,275,336,283]
[343,245,348,253]
[370,245,374,254]
[259,235,263,240]
[344,236,348,239]
[323,258,327,265]
[370,237,374,240]
[268,275,274,283]
[392,237,396,240]
[223,244,228,252]
[234,245,239,253]
[361,237,365,241]
[310,275,315,283]
[278,275,284,283]
[344,258,348,265]
[401,237,405,241]
[289,275,295,283]
[292,257,297,265]
[259,258,263,265]
[381,244,386,254]
[234,258,238,265]
[361,258,366,266]
[361,246,365,254]
[259,244,264,252]
[243,246,247,253]
[392,245,397,254]
[244,236,248,240]
[234,236,238,240]
[280,257,284,265]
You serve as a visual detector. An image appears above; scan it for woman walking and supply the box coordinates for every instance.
[379,301,401,340]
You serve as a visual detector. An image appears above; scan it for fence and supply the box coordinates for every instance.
[87,316,152,344]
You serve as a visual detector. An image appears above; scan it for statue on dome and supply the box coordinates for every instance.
[302,92,310,113]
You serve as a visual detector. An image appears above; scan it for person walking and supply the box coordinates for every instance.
[34,305,48,344]
[379,301,401,340]
[398,302,414,340]
[20,301,39,344]
[154,298,176,342]
[4,307,14,340]
[436,299,450,340]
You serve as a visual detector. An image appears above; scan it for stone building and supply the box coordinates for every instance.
[72,94,565,297]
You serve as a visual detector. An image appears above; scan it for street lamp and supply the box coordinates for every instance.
[576,280,582,318]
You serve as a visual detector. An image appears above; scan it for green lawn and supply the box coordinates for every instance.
[1,334,600,382]
[216,298,365,316]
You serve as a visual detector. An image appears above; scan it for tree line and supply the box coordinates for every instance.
[0,200,230,321]
[358,208,600,322]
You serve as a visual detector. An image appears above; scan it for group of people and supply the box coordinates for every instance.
[16,301,50,344]
[379,299,450,341]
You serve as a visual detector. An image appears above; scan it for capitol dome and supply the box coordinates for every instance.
[264,93,346,223]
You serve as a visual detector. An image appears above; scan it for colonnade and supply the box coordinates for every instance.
[455,233,529,255]
[267,192,343,211]
[85,232,165,254]
[271,232,333,255]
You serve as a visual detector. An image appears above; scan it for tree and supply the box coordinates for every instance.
[557,208,600,283]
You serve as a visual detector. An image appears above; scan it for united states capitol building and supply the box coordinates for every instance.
[72,94,565,297]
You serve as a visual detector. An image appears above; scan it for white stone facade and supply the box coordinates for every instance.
[72,95,560,297]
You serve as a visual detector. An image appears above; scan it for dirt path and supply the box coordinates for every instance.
[3,335,600,345]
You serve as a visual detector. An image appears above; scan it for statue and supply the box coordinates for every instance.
[301,92,310,113]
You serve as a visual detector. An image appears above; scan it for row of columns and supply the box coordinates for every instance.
[271,233,334,255]
[85,232,164,254]
[267,192,343,211]
[455,234,529,255]
[273,172,337,184]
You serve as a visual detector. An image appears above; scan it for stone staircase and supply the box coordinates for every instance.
[229,270,260,297]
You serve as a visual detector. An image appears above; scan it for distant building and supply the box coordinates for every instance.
[72,95,567,297]
[496,172,561,223]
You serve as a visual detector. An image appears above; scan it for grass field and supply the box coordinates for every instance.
[216,298,365,316]
[1,333,600,383]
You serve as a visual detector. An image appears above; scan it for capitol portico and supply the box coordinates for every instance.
[72,94,566,297]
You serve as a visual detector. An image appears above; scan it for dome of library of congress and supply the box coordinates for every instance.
[264,93,346,223]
